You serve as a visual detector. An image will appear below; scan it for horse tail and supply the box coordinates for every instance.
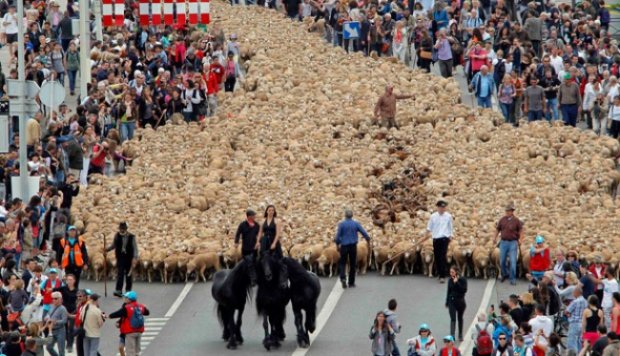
[216,303,225,327]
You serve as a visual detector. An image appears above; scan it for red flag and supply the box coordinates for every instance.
[114,0,125,26]
[176,0,186,26]
[188,0,198,25]
[163,0,174,25]
[102,0,114,26]
[199,0,209,24]
[139,0,150,25]
[152,0,162,25]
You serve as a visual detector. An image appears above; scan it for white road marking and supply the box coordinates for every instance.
[459,279,496,355]
[291,280,344,356]
[165,282,194,318]
[146,317,170,321]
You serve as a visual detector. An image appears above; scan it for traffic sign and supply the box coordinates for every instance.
[39,81,66,108]
[343,21,360,40]
[7,79,40,99]
[9,99,40,117]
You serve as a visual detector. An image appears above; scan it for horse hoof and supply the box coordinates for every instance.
[263,338,272,351]
[237,335,244,345]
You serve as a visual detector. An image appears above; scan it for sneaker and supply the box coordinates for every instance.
[113,290,123,298]
[510,280,517,286]
[500,276,507,283]
[439,278,445,283]
[67,346,73,353]
[341,280,347,289]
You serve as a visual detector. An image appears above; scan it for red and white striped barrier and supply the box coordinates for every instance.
[134,0,210,26]
[199,0,210,24]
[163,0,175,25]
[102,0,114,26]
[114,0,125,26]
[188,0,198,25]
[152,0,162,25]
[176,0,186,26]
[139,0,150,26]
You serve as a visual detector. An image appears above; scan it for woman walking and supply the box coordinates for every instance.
[369,311,394,356]
[258,205,283,258]
[446,265,467,341]
[498,74,516,123]
[65,42,79,96]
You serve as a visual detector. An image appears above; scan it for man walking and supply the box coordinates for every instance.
[106,222,139,298]
[423,200,453,283]
[373,84,415,129]
[384,299,402,356]
[335,209,370,289]
[566,286,587,352]
[234,209,260,259]
[46,291,69,356]
[471,65,495,108]
[558,73,582,127]
[109,291,150,356]
[493,203,524,285]
[524,76,546,122]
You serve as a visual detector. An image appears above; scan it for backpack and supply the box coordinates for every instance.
[130,305,145,329]
[475,322,493,355]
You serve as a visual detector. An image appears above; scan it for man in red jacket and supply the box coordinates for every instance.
[529,235,551,281]
[109,291,150,356]
[206,57,224,117]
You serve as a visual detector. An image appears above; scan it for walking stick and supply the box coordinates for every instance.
[103,233,108,298]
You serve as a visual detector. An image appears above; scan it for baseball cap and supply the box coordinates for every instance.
[419,323,430,331]
[535,235,545,244]
[67,225,77,232]
[123,291,137,301]
[564,72,572,80]
[49,268,58,274]
[444,335,455,342]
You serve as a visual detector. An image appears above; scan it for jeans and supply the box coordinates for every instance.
[499,102,513,123]
[477,96,492,108]
[120,121,136,142]
[125,332,141,356]
[47,328,66,356]
[499,240,518,282]
[338,244,357,286]
[433,237,450,278]
[66,315,75,349]
[392,342,401,356]
[561,104,578,127]
[67,70,78,93]
[83,336,100,356]
[57,72,65,86]
[527,110,543,121]
[567,322,582,352]
[545,97,558,121]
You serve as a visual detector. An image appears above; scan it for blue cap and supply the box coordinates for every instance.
[84,289,93,296]
[49,268,58,274]
[535,235,545,244]
[124,291,137,301]
[443,335,455,342]
[419,323,430,331]
[67,225,77,231]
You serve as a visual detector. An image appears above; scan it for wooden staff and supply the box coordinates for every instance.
[103,233,108,298]
[384,238,420,264]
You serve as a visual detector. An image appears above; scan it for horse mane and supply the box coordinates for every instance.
[227,259,254,302]
[282,257,314,285]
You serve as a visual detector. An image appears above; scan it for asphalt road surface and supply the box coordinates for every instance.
[59,274,506,356]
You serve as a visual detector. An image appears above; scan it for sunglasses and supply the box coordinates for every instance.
[52,297,60,300]
[499,337,507,340]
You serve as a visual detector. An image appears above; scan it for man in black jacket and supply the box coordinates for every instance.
[106,222,138,298]
[234,209,260,259]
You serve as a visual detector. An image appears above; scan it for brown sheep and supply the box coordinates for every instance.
[452,246,472,277]
[186,252,221,282]
[472,246,491,279]
[317,245,340,277]
[420,243,434,277]
[303,243,324,273]
[373,245,390,276]
[356,240,370,274]
[222,245,242,269]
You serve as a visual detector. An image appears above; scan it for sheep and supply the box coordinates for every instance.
[356,240,370,275]
[222,245,242,269]
[472,246,490,279]
[420,243,434,277]
[317,245,340,277]
[186,252,221,282]
[303,243,324,273]
[373,245,390,276]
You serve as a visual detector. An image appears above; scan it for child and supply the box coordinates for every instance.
[384,299,402,356]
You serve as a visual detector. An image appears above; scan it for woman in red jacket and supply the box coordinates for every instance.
[529,235,551,281]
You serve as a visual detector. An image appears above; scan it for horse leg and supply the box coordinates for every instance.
[235,306,245,345]
[269,314,281,348]
[293,305,307,348]
[226,313,238,350]
[262,313,272,351]
[274,306,286,341]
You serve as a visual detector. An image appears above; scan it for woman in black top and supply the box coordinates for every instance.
[258,205,283,259]
[446,265,467,341]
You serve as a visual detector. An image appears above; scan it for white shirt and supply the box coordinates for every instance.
[2,12,17,35]
[607,84,619,103]
[602,279,619,309]
[427,211,453,239]
[583,83,601,111]
[550,55,564,76]
[528,315,553,347]
[553,261,565,287]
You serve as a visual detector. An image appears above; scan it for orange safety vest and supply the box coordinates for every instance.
[60,237,85,268]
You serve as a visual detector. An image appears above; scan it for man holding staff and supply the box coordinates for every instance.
[421,200,453,284]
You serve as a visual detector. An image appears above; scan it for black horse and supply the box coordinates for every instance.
[211,255,257,350]
[282,257,321,348]
[256,251,290,351]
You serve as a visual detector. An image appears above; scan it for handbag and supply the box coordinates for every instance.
[419,50,433,60]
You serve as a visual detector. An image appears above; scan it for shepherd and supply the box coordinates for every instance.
[373,84,415,129]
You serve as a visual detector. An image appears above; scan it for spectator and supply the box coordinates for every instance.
[384,299,401,356]
[508,295,525,328]
[524,76,545,122]
[446,265,467,341]
[471,65,495,108]
[55,274,78,353]
[589,258,607,304]
[82,293,104,356]
[73,289,89,356]
[438,335,461,356]
[45,291,68,356]
[25,322,53,356]
[21,337,39,356]
[602,270,618,328]
[498,74,516,124]
[493,331,513,356]
[583,295,605,346]
[406,323,436,356]
[567,286,588,352]
[608,95,620,139]
[558,73,582,127]
[529,235,550,280]
[591,326,609,356]
[602,332,620,356]
[528,304,553,347]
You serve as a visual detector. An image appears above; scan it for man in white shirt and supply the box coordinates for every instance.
[2,5,18,44]
[528,304,554,347]
[423,200,453,283]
